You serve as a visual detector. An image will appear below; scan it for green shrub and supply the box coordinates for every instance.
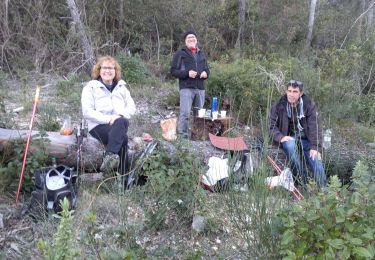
[146,54,173,80]
[36,103,60,131]
[55,75,84,116]
[38,198,79,259]
[352,94,375,125]
[161,88,179,108]
[142,144,205,231]
[0,136,48,192]
[278,161,375,259]
[117,53,149,84]
[56,75,79,98]
[0,113,17,129]
[205,59,270,124]
[206,57,323,124]
[205,54,375,126]
[224,160,287,259]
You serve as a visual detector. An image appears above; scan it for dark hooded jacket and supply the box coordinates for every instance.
[170,47,209,90]
[269,94,323,152]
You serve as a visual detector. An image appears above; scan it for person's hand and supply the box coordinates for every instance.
[309,149,321,160]
[189,70,197,78]
[280,136,294,143]
[200,71,207,79]
[109,115,121,125]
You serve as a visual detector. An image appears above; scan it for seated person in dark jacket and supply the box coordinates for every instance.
[268,80,327,187]
[170,30,210,138]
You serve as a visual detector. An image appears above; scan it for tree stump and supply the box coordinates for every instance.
[191,116,231,141]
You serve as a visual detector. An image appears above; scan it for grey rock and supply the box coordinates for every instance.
[192,215,206,233]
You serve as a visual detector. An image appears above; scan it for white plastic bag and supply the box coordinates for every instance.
[265,167,295,192]
[201,157,229,187]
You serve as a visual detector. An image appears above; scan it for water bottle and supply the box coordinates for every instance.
[211,96,218,115]
[51,156,57,168]
[323,129,332,150]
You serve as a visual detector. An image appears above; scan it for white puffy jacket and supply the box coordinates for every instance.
[81,79,136,131]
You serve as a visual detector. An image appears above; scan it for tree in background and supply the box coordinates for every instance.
[235,0,246,50]
[66,0,95,71]
[304,0,318,55]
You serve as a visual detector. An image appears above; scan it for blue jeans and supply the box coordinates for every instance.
[178,88,205,134]
[282,138,327,187]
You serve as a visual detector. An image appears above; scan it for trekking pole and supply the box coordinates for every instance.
[76,121,82,173]
[267,155,304,201]
[16,86,41,206]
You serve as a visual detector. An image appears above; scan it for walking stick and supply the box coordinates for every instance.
[16,86,40,206]
[267,155,304,201]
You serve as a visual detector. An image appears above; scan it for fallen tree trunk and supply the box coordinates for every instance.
[0,128,143,171]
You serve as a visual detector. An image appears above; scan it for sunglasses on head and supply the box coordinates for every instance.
[288,80,303,87]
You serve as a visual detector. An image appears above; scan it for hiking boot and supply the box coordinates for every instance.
[100,153,120,173]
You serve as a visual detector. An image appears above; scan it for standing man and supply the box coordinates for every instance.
[269,80,327,187]
[171,30,210,138]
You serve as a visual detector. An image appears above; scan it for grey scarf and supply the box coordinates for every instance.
[287,97,305,132]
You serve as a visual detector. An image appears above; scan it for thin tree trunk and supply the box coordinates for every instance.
[170,28,173,55]
[119,0,124,27]
[153,15,160,65]
[304,0,318,54]
[4,0,9,37]
[367,0,375,39]
[66,0,95,70]
[235,0,246,49]
[357,0,366,42]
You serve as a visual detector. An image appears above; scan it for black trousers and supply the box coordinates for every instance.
[89,117,129,173]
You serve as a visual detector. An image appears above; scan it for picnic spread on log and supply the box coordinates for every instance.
[191,96,231,141]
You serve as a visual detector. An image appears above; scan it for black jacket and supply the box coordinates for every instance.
[170,47,209,90]
[269,94,323,152]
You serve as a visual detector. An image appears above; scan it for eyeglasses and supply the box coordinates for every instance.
[101,66,115,71]
[288,80,303,87]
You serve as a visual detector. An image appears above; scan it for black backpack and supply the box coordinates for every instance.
[30,165,78,214]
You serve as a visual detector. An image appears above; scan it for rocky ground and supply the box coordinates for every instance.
[1,75,374,259]
[0,75,257,259]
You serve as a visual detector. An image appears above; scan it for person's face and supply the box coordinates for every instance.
[100,61,116,84]
[286,86,303,106]
[185,34,197,49]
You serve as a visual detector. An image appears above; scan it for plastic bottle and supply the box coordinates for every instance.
[51,156,57,168]
[323,129,332,149]
[211,96,218,114]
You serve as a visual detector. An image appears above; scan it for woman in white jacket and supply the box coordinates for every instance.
[81,56,136,175]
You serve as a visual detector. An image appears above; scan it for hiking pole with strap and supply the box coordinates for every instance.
[267,155,304,201]
[76,120,84,174]
[16,86,40,206]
